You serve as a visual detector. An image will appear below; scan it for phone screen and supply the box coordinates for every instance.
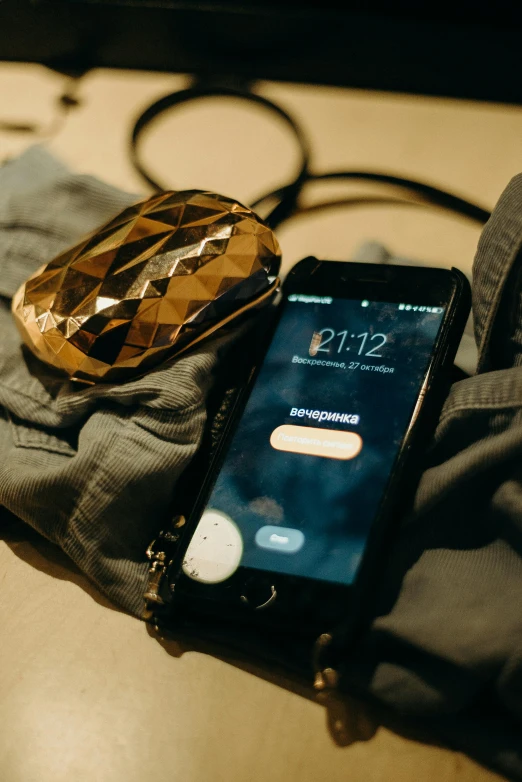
[182,293,445,588]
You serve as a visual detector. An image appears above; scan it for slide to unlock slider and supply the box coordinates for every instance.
[270,424,362,460]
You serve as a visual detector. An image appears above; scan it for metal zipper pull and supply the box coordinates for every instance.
[144,545,167,606]
[313,632,340,691]
[143,515,186,619]
[313,632,356,747]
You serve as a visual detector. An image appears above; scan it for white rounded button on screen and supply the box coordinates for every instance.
[182,509,244,584]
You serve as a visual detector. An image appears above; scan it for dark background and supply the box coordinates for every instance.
[1,1,522,104]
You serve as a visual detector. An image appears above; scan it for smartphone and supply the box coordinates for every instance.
[166,258,471,634]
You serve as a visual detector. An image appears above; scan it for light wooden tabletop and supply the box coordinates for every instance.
[1,63,521,782]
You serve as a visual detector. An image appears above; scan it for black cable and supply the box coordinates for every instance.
[255,172,491,229]
[129,84,492,234]
[130,84,311,228]
[271,194,425,219]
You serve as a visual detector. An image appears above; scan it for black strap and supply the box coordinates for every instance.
[130,84,491,232]
[253,171,491,229]
[130,84,311,229]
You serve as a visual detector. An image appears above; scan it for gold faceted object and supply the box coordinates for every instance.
[12,190,281,383]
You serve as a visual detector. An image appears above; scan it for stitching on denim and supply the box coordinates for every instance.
[440,398,522,424]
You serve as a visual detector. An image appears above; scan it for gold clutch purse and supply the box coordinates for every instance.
[12,190,281,383]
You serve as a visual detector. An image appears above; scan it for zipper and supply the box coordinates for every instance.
[144,545,167,606]
[313,631,358,746]
[143,515,186,620]
[312,632,340,692]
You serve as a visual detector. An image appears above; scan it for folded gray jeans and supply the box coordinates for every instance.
[0,145,235,616]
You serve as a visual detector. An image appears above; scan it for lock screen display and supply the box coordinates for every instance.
[183,294,445,587]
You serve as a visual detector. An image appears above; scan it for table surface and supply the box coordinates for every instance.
[1,63,521,782]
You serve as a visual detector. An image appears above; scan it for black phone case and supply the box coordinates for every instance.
[147,264,471,691]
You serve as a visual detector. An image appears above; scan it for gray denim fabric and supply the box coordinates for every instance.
[0,146,235,616]
[345,174,522,779]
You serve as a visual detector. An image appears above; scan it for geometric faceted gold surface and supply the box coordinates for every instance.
[12,190,281,383]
